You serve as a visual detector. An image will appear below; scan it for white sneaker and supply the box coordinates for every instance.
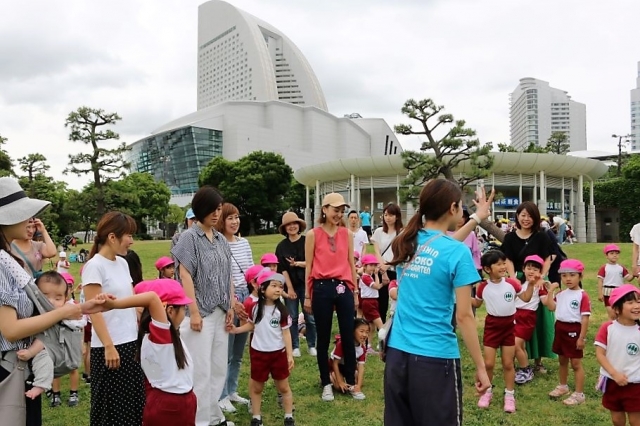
[292,348,301,358]
[229,392,250,405]
[218,397,236,413]
[322,384,334,402]
[308,347,317,357]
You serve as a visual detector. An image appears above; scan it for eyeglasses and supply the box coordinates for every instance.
[328,235,336,253]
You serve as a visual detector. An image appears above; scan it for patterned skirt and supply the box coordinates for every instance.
[90,341,145,426]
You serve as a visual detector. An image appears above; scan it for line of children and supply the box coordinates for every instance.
[598,244,634,320]
[473,250,535,413]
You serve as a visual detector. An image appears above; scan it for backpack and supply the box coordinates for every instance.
[22,281,83,378]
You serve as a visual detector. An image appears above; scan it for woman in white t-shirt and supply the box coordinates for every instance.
[81,211,144,426]
[371,203,404,322]
[629,223,640,277]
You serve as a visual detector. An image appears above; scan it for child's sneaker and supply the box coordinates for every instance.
[68,392,79,407]
[284,417,296,426]
[477,389,493,408]
[250,419,263,426]
[50,394,62,408]
[548,384,570,399]
[563,392,585,406]
[504,393,516,413]
[534,363,548,374]
[515,367,534,384]
[229,392,249,405]
[321,384,334,402]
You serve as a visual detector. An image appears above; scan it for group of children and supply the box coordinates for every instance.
[475,243,640,426]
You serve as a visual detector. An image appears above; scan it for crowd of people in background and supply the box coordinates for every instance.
[3,175,640,426]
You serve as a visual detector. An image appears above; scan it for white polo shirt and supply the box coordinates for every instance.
[359,274,378,299]
[515,282,548,311]
[595,320,640,383]
[598,263,630,288]
[554,288,591,323]
[476,278,522,317]
[250,304,291,352]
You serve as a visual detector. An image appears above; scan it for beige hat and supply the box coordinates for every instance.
[278,211,307,233]
[322,193,349,208]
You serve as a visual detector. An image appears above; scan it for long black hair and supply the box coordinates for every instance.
[136,307,188,369]
[254,279,289,325]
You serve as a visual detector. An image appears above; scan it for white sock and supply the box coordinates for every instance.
[253,415,261,420]
[285,413,293,419]
[505,389,515,395]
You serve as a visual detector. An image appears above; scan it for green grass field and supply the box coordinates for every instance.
[43,237,626,426]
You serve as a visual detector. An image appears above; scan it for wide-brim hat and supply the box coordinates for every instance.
[322,193,349,208]
[0,178,50,225]
[278,211,306,233]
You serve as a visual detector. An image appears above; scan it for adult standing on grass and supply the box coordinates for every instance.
[304,193,360,402]
[216,203,252,414]
[371,203,403,322]
[383,179,492,426]
[81,211,145,426]
[11,217,57,278]
[348,210,369,258]
[629,222,640,277]
[359,206,372,237]
[276,211,317,358]
[500,201,555,379]
[0,178,107,426]
[171,186,236,426]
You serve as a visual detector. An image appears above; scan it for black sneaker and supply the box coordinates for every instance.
[68,393,79,407]
[50,394,62,408]
[284,417,296,426]
[250,419,263,426]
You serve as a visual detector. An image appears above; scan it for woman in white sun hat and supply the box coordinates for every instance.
[0,177,108,426]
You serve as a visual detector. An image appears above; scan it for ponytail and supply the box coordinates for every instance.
[137,307,188,369]
[88,235,101,260]
[389,214,421,266]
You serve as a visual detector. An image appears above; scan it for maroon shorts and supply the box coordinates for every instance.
[603,296,611,307]
[603,381,640,413]
[144,382,196,426]
[361,298,380,322]
[483,314,515,349]
[250,347,289,383]
[552,321,583,359]
[84,323,92,343]
[514,309,537,341]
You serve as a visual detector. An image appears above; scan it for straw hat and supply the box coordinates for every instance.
[0,178,50,225]
[278,211,306,233]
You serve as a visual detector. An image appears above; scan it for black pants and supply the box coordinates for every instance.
[312,279,356,387]
[378,269,395,321]
[0,365,41,426]
[384,347,462,426]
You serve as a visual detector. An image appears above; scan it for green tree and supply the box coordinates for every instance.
[0,134,14,177]
[64,107,130,217]
[119,172,171,235]
[284,179,311,216]
[18,174,69,240]
[497,143,518,152]
[545,131,571,155]
[394,98,503,241]
[199,151,293,234]
[18,153,50,197]
[523,142,548,153]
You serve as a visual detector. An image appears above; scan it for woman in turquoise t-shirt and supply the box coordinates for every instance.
[383,179,492,426]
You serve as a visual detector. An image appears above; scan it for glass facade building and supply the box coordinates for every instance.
[128,126,223,195]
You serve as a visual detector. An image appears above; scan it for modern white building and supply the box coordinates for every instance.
[509,78,587,152]
[197,0,327,111]
[631,61,640,152]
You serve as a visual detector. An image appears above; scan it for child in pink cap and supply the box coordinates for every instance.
[155,256,176,279]
[547,259,591,406]
[97,279,197,426]
[595,285,640,425]
[598,244,634,320]
[260,253,278,272]
[358,254,385,355]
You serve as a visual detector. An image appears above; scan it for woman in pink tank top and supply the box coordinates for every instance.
[304,193,360,402]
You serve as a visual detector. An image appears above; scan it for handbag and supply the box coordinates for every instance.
[0,351,27,425]
[379,233,444,362]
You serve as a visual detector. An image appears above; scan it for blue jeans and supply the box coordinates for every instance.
[312,279,355,387]
[220,287,250,400]
[557,223,566,243]
[286,283,316,350]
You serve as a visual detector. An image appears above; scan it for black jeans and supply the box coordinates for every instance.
[378,269,395,321]
[0,364,42,426]
[312,278,355,387]
[384,347,462,426]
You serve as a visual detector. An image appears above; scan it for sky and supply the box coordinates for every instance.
[1,0,639,190]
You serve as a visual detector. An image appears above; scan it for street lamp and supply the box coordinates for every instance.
[612,134,632,177]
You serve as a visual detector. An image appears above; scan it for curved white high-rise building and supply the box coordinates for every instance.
[197,0,328,111]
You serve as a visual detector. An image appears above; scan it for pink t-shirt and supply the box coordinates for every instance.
[476,278,522,317]
[554,288,591,323]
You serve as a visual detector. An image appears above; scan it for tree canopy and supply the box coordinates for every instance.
[546,131,571,155]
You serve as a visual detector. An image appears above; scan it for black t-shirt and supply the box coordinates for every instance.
[275,235,306,288]
[500,230,552,273]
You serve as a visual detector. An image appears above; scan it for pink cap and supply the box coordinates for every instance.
[354,251,360,259]
[524,255,544,267]
[244,265,265,284]
[60,272,74,285]
[257,270,286,286]
[604,244,621,254]
[361,254,379,265]
[154,256,174,271]
[260,253,278,265]
[134,279,192,306]
[609,284,640,306]
[558,259,585,274]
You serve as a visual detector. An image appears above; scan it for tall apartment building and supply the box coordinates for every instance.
[197,0,327,111]
[631,61,640,152]
[509,77,587,152]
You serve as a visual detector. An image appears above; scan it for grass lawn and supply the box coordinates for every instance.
[43,237,627,426]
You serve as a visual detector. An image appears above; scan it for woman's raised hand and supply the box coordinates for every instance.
[472,186,495,222]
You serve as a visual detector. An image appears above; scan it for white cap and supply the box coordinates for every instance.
[59,251,67,257]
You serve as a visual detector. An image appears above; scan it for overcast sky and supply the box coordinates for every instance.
[1,0,639,189]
